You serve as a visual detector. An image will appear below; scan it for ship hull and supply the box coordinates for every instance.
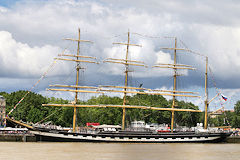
[31,130,231,143]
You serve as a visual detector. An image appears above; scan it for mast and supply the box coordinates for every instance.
[122,31,130,130]
[54,28,95,132]
[104,30,142,130]
[73,28,81,132]
[204,56,208,129]
[157,37,197,133]
[171,37,177,133]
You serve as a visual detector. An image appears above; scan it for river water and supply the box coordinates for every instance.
[0,142,239,160]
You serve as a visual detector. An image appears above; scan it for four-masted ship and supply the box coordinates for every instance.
[8,29,231,142]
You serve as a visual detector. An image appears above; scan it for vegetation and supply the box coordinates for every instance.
[209,100,240,128]
[0,90,239,128]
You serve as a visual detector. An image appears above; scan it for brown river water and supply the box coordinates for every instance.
[0,142,239,160]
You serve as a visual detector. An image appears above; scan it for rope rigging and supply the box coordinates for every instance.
[37,108,62,124]
[7,59,59,116]
[209,67,230,125]
[6,31,220,127]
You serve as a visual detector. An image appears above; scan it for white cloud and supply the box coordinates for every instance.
[0,0,240,109]
[0,6,7,13]
[39,90,75,100]
[0,31,70,78]
[101,39,179,78]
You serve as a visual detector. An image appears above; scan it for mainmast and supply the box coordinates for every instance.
[105,30,142,130]
[171,37,177,133]
[122,31,130,130]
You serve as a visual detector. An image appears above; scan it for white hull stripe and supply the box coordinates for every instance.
[30,131,221,142]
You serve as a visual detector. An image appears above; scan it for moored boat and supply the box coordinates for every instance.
[5,29,232,142]
[31,127,231,143]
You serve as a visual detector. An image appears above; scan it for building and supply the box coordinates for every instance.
[0,96,6,127]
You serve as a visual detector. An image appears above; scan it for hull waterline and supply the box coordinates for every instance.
[31,130,231,143]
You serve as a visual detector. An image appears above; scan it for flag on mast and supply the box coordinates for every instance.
[221,94,228,101]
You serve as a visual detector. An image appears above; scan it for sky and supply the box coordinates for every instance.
[0,0,239,111]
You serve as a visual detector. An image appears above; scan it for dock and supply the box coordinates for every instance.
[0,134,36,142]
[0,127,36,142]
[226,136,240,143]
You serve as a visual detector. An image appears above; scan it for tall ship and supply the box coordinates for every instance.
[6,29,231,142]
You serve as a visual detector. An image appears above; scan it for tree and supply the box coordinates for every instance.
[234,101,240,114]
[1,90,204,128]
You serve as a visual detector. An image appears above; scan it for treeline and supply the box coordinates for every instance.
[209,101,240,128]
[0,90,239,128]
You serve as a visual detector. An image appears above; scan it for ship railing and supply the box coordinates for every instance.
[78,127,99,134]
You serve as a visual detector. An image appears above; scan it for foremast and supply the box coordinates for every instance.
[45,29,98,132]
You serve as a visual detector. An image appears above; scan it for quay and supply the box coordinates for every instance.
[0,134,36,142]
[226,136,240,143]
[0,128,36,142]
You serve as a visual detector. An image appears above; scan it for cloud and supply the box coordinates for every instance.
[39,90,75,101]
[0,0,240,109]
[0,1,227,78]
[100,0,240,27]
[0,31,71,78]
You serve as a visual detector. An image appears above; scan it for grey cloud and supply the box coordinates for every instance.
[0,0,239,99]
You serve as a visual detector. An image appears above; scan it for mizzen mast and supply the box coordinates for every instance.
[204,56,208,129]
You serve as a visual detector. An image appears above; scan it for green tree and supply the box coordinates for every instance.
[1,90,205,128]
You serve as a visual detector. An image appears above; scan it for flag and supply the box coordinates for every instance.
[221,94,228,101]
